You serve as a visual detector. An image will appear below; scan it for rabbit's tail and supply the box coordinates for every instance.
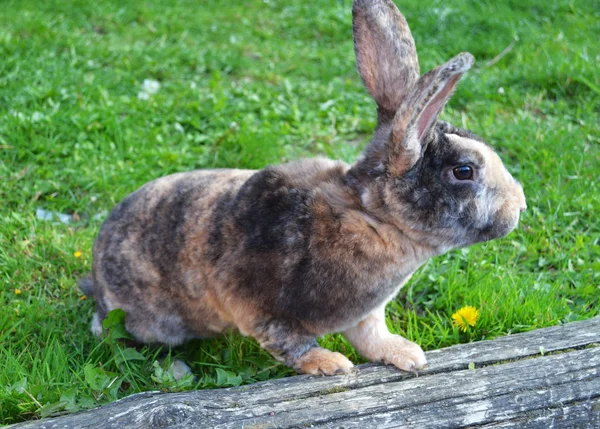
[79,275,95,298]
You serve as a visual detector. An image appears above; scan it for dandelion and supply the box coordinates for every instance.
[80,295,87,301]
[74,251,82,258]
[452,305,480,332]
[14,288,22,295]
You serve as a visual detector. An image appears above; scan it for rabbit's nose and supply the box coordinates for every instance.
[520,204,527,213]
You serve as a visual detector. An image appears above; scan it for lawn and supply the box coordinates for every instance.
[1,0,598,424]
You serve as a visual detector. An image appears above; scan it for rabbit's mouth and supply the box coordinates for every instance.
[475,214,521,243]
[470,182,525,244]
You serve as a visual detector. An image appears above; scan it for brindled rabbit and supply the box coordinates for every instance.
[81,0,526,375]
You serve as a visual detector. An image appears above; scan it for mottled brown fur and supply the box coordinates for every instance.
[84,0,525,375]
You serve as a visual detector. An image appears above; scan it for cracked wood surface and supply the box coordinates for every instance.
[11,317,600,429]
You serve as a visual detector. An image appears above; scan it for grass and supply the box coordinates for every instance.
[1,0,598,424]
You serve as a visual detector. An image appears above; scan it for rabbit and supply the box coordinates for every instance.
[81,0,526,376]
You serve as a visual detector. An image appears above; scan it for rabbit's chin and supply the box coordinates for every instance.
[471,214,521,245]
[440,211,522,250]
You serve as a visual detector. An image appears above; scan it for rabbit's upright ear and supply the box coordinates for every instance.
[352,0,419,124]
[387,52,474,176]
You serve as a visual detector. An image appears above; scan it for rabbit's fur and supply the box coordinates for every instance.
[84,0,526,375]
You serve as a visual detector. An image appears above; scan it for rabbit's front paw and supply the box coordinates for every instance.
[378,336,427,373]
[294,348,354,376]
[344,311,427,373]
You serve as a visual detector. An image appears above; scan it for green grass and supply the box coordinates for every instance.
[1,0,599,424]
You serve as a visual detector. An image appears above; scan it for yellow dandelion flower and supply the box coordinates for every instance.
[74,251,82,258]
[80,295,87,301]
[14,288,22,295]
[452,305,480,332]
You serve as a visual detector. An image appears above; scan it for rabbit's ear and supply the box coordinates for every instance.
[387,52,474,175]
[352,0,419,122]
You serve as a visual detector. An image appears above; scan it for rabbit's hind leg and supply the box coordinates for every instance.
[123,310,193,346]
[91,281,197,346]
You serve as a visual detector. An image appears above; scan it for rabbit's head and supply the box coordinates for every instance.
[349,0,526,252]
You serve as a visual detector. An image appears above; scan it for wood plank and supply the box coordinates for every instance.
[302,348,600,429]
[476,398,600,428]
[10,317,600,429]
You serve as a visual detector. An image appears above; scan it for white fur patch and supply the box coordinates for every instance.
[91,313,102,337]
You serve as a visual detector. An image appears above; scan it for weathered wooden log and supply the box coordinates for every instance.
[11,317,600,429]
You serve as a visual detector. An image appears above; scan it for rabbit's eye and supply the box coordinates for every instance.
[453,165,473,180]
